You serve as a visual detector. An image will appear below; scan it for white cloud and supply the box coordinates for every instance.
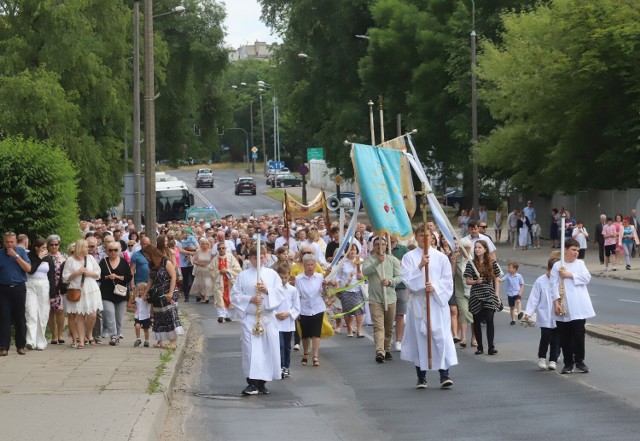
[222,0,281,49]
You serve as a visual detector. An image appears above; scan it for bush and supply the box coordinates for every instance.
[0,137,80,246]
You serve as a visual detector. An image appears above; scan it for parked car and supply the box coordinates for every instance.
[440,190,491,208]
[265,167,290,177]
[265,169,291,184]
[195,172,214,188]
[270,174,303,188]
[234,177,257,195]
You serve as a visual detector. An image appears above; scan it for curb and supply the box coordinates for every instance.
[586,324,640,351]
[129,313,191,441]
[498,257,640,283]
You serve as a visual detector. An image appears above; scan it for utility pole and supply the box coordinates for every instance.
[132,0,142,231]
[470,0,479,217]
[144,0,157,241]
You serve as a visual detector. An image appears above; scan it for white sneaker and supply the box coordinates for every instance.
[547,361,557,370]
[293,343,300,352]
[394,341,402,352]
[538,358,547,370]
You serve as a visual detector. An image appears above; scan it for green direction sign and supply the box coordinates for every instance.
[307,147,324,161]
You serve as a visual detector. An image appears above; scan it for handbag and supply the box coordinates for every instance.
[106,262,127,297]
[67,257,87,302]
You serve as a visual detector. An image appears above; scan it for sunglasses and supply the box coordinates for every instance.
[49,243,60,246]
[108,249,119,252]
[88,245,97,248]
[301,251,312,255]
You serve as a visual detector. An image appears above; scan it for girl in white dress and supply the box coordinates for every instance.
[190,238,214,303]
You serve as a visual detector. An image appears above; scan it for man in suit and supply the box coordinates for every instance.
[594,214,606,265]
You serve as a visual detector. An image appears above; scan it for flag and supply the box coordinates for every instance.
[351,143,413,238]
[379,136,416,219]
[283,191,328,222]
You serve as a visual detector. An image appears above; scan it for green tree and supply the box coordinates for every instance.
[478,0,640,193]
[0,0,132,215]
[0,137,80,245]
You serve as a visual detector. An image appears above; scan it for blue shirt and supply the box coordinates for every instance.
[0,247,31,285]
[130,250,150,284]
[178,236,198,267]
[504,272,524,297]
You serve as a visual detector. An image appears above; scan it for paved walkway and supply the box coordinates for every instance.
[0,311,189,441]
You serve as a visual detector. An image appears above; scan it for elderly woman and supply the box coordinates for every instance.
[25,238,56,350]
[332,244,366,338]
[295,254,326,367]
[99,242,132,346]
[46,235,67,345]
[454,238,475,348]
[191,238,214,303]
[62,239,103,349]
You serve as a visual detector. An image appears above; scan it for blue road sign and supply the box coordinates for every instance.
[252,152,258,159]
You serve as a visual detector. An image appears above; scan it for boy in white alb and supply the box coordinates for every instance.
[274,263,300,379]
[132,283,151,347]
[550,238,595,374]
[522,258,560,370]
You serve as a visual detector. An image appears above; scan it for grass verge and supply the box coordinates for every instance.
[147,348,174,394]
[264,189,303,204]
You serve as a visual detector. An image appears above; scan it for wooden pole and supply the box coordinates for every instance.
[421,182,432,369]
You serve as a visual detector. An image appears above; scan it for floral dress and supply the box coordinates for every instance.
[149,258,184,341]
[50,252,67,311]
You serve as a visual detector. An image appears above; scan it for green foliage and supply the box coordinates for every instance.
[0,137,80,245]
[478,0,640,193]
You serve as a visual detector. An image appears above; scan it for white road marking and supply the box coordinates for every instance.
[619,299,640,304]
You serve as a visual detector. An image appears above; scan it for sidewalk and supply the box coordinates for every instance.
[0,311,189,441]
[266,181,640,351]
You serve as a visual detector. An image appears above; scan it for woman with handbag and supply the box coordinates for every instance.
[99,242,132,346]
[142,245,183,349]
[464,240,502,355]
[62,239,102,349]
[46,235,67,345]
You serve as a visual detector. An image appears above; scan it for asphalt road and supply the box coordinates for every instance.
[162,299,640,441]
[170,168,282,218]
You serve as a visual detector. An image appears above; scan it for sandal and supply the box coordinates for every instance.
[88,339,97,346]
[154,342,166,349]
[460,342,467,348]
[471,340,478,347]
[312,356,320,367]
[77,345,84,349]
[58,339,65,344]
[301,352,309,366]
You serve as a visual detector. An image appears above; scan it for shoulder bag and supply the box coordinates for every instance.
[106,261,127,296]
[66,257,86,302]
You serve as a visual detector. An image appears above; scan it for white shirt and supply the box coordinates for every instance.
[550,259,595,322]
[572,227,588,249]
[275,236,297,251]
[464,232,497,253]
[275,283,300,332]
[524,274,555,328]
[295,272,326,316]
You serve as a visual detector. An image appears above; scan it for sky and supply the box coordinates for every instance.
[223,0,281,49]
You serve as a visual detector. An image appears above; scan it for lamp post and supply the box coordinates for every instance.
[139,2,185,241]
[132,1,142,231]
[258,91,265,174]
[470,0,479,217]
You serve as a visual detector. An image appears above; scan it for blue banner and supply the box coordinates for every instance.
[351,144,413,239]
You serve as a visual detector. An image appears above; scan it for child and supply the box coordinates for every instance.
[531,220,541,249]
[133,283,151,347]
[571,220,589,260]
[501,261,524,325]
[521,258,560,370]
[274,262,300,379]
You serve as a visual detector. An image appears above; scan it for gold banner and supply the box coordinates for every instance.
[284,191,329,225]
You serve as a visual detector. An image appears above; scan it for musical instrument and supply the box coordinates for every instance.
[252,236,264,336]
[558,211,567,316]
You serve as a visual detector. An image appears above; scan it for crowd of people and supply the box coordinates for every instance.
[0,204,598,390]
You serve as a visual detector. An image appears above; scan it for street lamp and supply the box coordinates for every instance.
[470,0,479,217]
[297,52,312,60]
[355,34,370,40]
[141,1,185,242]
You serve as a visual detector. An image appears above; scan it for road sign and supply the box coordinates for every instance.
[252,152,258,159]
[299,164,309,176]
[251,146,258,153]
[335,175,343,184]
[307,147,324,161]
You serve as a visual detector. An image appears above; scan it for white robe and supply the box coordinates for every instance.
[275,283,300,332]
[230,266,284,381]
[400,247,458,371]
[523,274,556,329]
[550,259,595,322]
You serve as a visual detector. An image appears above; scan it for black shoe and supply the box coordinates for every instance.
[416,378,427,389]
[626,265,631,270]
[242,384,258,395]
[385,351,393,360]
[224,317,232,322]
[510,321,516,325]
[575,362,590,373]
[195,297,201,302]
[517,311,524,320]
[475,349,483,355]
[375,353,385,363]
[184,297,190,302]
[488,347,498,355]
[440,377,453,389]
[561,364,574,374]
[256,382,270,394]
[218,317,224,324]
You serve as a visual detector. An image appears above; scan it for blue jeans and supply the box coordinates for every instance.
[280,331,293,368]
[416,366,450,381]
